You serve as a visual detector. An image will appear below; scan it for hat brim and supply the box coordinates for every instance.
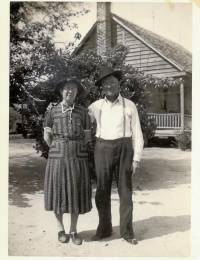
[95,70,122,86]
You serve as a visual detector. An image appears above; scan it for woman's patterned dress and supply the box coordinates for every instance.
[43,103,92,214]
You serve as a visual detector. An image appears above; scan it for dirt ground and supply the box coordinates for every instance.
[8,136,191,257]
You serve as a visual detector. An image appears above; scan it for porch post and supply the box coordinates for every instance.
[180,78,184,132]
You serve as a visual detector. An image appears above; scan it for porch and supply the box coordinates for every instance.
[147,113,191,137]
[147,75,191,138]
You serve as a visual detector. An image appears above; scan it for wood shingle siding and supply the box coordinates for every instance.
[127,61,174,69]
[116,22,180,77]
[149,72,186,78]
[82,30,96,50]
[125,57,164,63]
[140,68,178,74]
[74,24,97,55]
[125,53,159,59]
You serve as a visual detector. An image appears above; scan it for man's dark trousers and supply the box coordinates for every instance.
[94,137,134,239]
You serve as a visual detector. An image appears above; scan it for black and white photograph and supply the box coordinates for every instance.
[1,0,200,258]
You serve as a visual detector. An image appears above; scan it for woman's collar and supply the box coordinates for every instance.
[60,102,75,113]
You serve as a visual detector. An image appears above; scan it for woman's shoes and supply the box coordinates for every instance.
[58,231,82,245]
[58,231,70,243]
[70,232,83,245]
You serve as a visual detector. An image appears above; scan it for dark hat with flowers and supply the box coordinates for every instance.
[55,77,85,98]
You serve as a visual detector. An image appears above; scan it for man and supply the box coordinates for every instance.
[88,66,144,245]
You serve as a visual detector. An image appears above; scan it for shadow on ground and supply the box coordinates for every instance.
[132,158,191,191]
[9,137,191,207]
[108,162,190,198]
[9,154,46,207]
[79,214,190,242]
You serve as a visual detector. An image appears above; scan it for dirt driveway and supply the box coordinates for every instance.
[8,136,191,257]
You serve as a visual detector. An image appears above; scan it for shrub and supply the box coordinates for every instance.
[9,107,21,133]
[175,130,191,150]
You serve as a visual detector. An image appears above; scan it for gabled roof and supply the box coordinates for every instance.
[73,13,192,73]
[73,22,97,55]
[112,14,192,73]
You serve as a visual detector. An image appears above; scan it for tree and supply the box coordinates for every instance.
[10,2,89,155]
[10,1,87,105]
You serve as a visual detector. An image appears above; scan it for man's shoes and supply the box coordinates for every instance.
[58,231,70,243]
[70,232,82,245]
[91,232,112,241]
[123,237,138,245]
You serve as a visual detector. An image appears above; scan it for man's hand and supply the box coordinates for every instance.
[84,130,92,143]
[132,160,140,175]
[46,102,57,111]
[44,128,52,147]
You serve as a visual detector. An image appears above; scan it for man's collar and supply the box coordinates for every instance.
[104,93,122,104]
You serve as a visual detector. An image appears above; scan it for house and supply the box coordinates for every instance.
[74,2,192,137]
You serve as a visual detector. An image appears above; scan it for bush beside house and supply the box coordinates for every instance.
[175,130,191,150]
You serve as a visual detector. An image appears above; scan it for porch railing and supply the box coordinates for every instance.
[148,113,181,129]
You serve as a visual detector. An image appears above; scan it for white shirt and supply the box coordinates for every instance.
[88,94,144,161]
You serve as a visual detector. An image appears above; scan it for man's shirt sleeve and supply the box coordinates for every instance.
[130,102,144,162]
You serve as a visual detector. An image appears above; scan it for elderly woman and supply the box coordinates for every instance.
[43,78,92,245]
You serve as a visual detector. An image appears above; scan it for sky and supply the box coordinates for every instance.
[54,2,192,52]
